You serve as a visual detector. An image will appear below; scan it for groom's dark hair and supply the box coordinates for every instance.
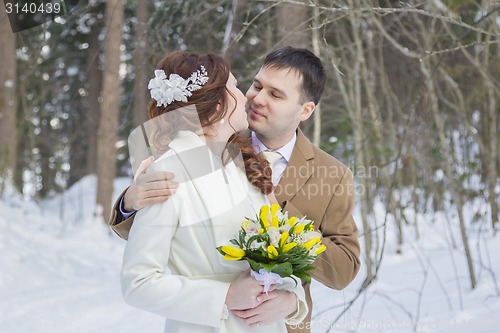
[263,46,326,105]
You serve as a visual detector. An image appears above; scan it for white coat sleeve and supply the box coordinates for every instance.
[120,194,230,328]
[276,277,308,325]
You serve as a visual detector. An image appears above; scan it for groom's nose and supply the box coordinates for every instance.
[251,90,266,107]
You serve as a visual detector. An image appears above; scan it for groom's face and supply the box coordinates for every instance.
[245,66,314,144]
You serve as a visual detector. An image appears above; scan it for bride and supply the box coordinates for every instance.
[120,51,308,333]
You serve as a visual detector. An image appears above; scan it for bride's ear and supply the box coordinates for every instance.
[215,101,229,126]
[215,101,223,116]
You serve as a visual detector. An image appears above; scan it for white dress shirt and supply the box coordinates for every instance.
[251,131,297,185]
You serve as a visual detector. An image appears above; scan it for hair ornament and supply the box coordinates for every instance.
[148,65,209,107]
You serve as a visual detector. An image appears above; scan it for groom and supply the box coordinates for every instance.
[109,46,360,333]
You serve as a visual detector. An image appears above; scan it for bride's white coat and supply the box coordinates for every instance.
[121,131,307,333]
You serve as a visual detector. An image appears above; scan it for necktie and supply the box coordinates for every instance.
[261,151,282,185]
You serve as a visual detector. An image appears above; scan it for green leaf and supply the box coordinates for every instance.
[302,266,316,272]
[247,258,264,272]
[294,271,312,284]
[269,262,293,277]
[246,234,267,249]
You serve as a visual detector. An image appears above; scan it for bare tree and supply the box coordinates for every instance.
[326,4,378,284]
[223,0,250,71]
[311,1,322,146]
[96,0,124,222]
[132,0,149,129]
[0,10,17,193]
[420,55,477,289]
[86,9,102,175]
[275,0,309,48]
[453,8,499,232]
[367,1,481,289]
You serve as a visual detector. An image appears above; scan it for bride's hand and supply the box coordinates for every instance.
[231,290,298,327]
[225,270,276,310]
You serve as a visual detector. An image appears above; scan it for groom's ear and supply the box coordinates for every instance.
[298,101,315,122]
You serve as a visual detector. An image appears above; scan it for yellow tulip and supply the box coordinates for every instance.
[279,232,289,248]
[287,216,298,226]
[302,237,321,250]
[258,228,264,234]
[313,245,327,255]
[224,254,243,261]
[221,246,246,259]
[267,245,279,259]
[294,224,305,234]
[271,204,280,218]
[260,205,270,230]
[282,242,297,253]
[271,215,279,228]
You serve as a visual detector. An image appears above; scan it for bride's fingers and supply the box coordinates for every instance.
[231,311,261,327]
[256,282,276,293]
[256,290,278,302]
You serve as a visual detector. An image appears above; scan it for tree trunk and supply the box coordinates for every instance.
[483,30,499,231]
[311,1,321,147]
[133,0,148,129]
[276,0,309,48]
[361,8,403,253]
[96,0,124,222]
[0,9,17,193]
[86,12,102,175]
[222,0,247,67]
[222,0,238,57]
[276,0,310,136]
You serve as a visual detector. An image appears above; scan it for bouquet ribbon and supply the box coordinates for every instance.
[250,268,283,294]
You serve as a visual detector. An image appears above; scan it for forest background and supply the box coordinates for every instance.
[0,0,499,331]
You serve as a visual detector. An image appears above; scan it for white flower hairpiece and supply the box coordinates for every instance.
[148,65,209,107]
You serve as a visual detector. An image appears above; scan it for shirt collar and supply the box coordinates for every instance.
[251,131,297,163]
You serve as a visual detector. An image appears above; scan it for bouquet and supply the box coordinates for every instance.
[217,204,326,293]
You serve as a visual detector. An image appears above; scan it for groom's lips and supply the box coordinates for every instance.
[249,108,266,118]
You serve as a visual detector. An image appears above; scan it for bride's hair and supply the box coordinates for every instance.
[147,51,272,195]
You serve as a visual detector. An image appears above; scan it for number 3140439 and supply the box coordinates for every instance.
[5,2,62,14]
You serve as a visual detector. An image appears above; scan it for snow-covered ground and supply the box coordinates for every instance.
[1,176,499,332]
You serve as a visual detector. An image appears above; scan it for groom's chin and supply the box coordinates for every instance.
[246,120,258,132]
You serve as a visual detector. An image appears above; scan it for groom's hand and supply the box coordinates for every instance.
[123,156,179,212]
[231,290,297,328]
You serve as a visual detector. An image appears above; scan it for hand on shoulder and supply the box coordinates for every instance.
[123,156,179,211]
